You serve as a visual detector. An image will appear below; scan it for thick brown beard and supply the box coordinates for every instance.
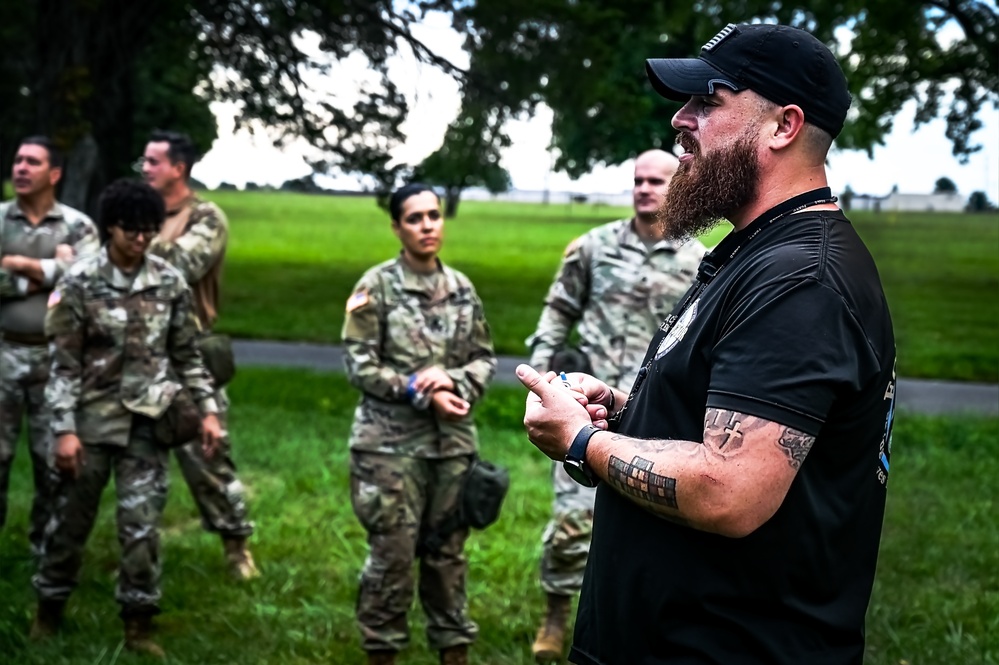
[658,135,761,241]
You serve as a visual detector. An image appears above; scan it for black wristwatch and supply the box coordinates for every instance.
[563,424,601,487]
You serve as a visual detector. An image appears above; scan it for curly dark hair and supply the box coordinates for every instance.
[97,178,166,244]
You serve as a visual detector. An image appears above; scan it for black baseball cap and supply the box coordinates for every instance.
[646,23,851,138]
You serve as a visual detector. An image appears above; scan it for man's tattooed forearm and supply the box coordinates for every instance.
[776,427,815,470]
[611,434,675,452]
[608,455,678,509]
[703,409,768,453]
[609,435,699,455]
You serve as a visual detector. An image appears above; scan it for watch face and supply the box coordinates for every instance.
[563,460,597,488]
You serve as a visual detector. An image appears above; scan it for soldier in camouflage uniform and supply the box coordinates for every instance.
[31,179,222,658]
[526,150,707,662]
[0,136,98,555]
[141,130,258,579]
[342,184,496,665]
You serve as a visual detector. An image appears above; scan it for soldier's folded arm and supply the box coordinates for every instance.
[153,207,227,284]
[167,287,219,415]
[51,216,100,281]
[0,268,24,297]
[1,254,51,286]
[43,278,86,436]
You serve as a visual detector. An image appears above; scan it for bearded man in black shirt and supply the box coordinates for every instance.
[517,22,896,665]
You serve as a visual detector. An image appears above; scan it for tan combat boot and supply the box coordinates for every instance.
[531,593,572,662]
[366,650,397,665]
[29,599,65,640]
[123,614,165,659]
[222,535,260,580]
[440,644,468,665]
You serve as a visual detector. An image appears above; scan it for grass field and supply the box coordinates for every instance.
[206,191,998,382]
[0,368,995,664]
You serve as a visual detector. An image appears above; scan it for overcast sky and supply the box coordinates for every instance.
[194,14,999,203]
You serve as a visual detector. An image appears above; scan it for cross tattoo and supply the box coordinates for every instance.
[705,412,744,449]
[720,420,743,448]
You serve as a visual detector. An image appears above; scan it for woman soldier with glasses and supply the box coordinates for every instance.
[30,178,221,658]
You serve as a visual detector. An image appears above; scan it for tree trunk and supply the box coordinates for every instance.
[60,134,101,214]
[445,186,462,218]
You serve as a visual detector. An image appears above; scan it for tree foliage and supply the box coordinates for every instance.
[934,176,959,193]
[0,1,216,210]
[449,0,999,177]
[451,1,708,177]
[966,190,995,212]
[279,175,325,193]
[190,1,462,193]
[2,0,994,210]
[0,0,460,211]
[412,101,511,217]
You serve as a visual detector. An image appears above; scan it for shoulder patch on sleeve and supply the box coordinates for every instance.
[563,236,583,258]
[47,289,62,308]
[346,288,370,313]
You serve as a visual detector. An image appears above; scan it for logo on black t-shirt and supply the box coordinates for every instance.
[877,360,896,487]
[655,298,699,360]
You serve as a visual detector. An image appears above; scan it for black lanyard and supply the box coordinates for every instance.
[612,187,838,425]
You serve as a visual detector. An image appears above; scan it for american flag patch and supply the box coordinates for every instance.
[47,289,61,308]
[563,236,582,258]
[346,288,370,313]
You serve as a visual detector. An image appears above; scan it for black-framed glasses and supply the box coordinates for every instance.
[118,227,159,240]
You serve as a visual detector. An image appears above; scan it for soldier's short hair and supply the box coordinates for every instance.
[97,179,166,244]
[18,135,65,169]
[148,130,200,180]
[389,183,440,223]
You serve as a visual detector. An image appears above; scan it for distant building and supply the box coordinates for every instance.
[462,187,633,207]
[848,191,965,213]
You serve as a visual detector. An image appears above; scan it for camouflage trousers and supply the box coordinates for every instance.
[539,462,596,596]
[34,416,168,615]
[172,388,253,538]
[0,341,55,554]
[350,451,478,653]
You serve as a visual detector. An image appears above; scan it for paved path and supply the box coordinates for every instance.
[232,339,999,417]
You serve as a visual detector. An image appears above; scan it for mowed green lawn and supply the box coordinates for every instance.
[210,191,684,358]
[0,368,995,664]
[207,191,998,382]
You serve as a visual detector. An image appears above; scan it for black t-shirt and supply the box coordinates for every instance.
[570,210,896,665]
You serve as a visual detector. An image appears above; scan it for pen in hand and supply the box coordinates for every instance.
[559,371,572,389]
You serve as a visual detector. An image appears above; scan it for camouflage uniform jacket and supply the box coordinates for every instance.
[528,218,706,393]
[342,256,497,458]
[0,200,98,328]
[44,247,218,447]
[147,195,227,330]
